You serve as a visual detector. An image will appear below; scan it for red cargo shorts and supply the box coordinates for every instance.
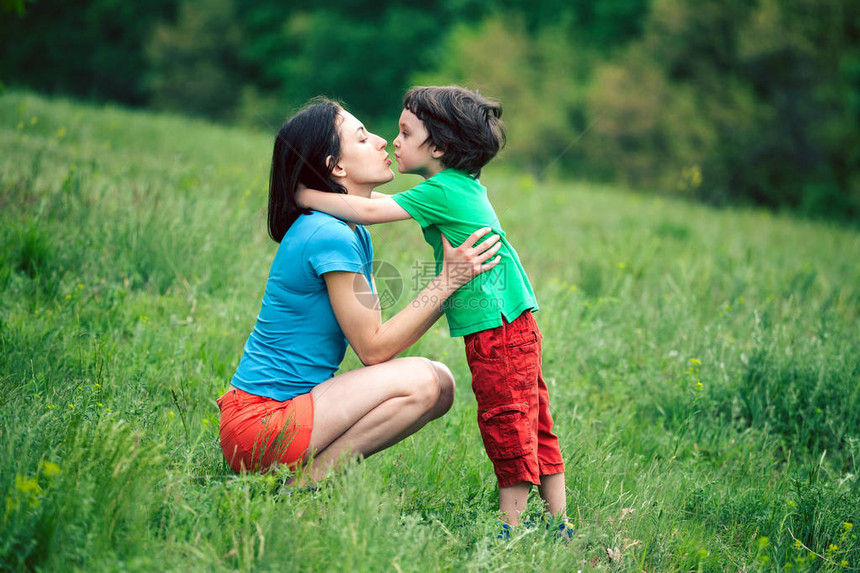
[464,310,565,488]
[216,386,314,473]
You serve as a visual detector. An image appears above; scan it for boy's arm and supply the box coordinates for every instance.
[297,188,411,225]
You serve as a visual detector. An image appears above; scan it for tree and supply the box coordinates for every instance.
[0,0,175,105]
[146,0,243,120]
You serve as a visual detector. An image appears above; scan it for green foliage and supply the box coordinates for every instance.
[2,91,860,571]
[582,0,860,222]
[146,0,244,120]
[0,0,175,105]
[276,8,447,126]
[2,0,858,220]
[415,16,591,176]
[0,0,33,16]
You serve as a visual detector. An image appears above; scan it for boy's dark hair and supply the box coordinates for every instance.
[403,86,506,177]
[268,96,348,243]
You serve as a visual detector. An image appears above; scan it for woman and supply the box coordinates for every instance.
[217,97,501,482]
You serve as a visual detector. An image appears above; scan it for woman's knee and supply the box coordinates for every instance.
[417,359,454,419]
[402,357,438,405]
[393,357,455,416]
[429,360,455,411]
[396,357,442,405]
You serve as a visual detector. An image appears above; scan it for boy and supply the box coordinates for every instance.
[297,86,572,538]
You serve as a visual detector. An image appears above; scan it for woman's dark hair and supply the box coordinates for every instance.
[268,97,347,243]
[403,86,506,177]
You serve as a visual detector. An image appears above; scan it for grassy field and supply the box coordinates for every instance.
[1,90,859,572]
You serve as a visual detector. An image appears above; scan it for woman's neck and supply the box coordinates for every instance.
[346,184,374,199]
[342,184,374,230]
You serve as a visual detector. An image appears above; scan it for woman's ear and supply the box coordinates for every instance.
[327,155,347,178]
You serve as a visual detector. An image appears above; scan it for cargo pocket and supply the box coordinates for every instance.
[506,329,540,389]
[466,329,504,363]
[478,402,532,460]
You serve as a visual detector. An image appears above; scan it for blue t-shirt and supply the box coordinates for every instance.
[231,211,374,401]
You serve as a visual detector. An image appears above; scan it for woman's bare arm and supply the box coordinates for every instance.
[324,228,501,365]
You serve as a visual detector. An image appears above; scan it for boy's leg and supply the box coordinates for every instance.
[534,355,567,516]
[538,472,566,516]
[499,482,531,526]
[465,312,545,529]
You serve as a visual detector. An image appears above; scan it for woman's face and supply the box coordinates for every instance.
[334,110,394,192]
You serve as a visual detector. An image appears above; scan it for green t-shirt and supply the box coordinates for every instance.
[392,169,538,337]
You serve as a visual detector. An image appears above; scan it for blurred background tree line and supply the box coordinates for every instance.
[2,0,859,222]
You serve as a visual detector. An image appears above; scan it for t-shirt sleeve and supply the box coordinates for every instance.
[391,179,448,228]
[357,225,374,262]
[306,220,367,276]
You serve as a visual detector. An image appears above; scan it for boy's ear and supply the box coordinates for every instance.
[430,146,444,159]
[327,155,347,178]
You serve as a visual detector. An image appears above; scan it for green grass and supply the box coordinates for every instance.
[1,90,859,572]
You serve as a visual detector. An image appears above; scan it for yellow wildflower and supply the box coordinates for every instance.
[39,461,60,478]
[15,474,40,496]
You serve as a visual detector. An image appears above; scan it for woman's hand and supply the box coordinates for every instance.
[439,227,502,289]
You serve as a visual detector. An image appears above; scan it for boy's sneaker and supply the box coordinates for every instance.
[497,518,574,542]
[553,521,576,543]
[541,515,575,542]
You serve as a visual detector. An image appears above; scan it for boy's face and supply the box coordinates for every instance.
[393,108,443,178]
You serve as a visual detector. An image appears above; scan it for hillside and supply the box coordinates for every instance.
[2,91,858,572]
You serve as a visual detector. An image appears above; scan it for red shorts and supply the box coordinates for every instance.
[216,386,314,473]
[464,311,565,488]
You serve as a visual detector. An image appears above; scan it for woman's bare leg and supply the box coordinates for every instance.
[303,357,454,481]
